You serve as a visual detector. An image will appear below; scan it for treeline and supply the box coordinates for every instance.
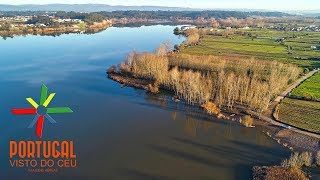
[0,11,46,17]
[1,10,290,20]
[177,17,317,29]
[24,13,106,26]
[98,10,289,19]
[54,12,105,23]
[111,44,300,112]
[26,16,58,26]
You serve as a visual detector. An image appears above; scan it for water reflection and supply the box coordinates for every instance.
[0,25,292,179]
[143,90,284,149]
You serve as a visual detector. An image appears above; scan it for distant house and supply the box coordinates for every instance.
[35,23,46,27]
[181,26,196,31]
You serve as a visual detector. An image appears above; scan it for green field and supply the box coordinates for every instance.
[291,72,320,101]
[277,98,320,133]
[181,28,320,68]
[180,27,320,133]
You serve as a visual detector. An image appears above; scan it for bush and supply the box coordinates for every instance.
[316,151,320,166]
[155,41,171,56]
[281,152,313,168]
[173,27,180,35]
[202,101,221,115]
[148,81,159,94]
[186,33,200,45]
[174,44,180,51]
[261,166,308,180]
[300,152,312,167]
[241,115,254,127]
[107,65,117,74]
[282,152,300,168]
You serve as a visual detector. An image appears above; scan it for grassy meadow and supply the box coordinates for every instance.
[291,72,320,101]
[181,28,320,68]
[178,27,320,133]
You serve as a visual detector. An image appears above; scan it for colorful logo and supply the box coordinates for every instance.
[11,84,73,138]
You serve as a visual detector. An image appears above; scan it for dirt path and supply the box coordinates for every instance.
[267,69,320,139]
[274,69,320,102]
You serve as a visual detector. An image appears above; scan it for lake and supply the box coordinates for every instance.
[0,25,291,179]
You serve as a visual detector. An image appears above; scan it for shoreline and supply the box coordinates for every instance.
[0,19,187,39]
[107,72,320,153]
[0,20,112,39]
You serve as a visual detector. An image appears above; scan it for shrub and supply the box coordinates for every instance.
[263,166,308,180]
[281,152,301,168]
[173,27,180,35]
[281,152,313,168]
[183,28,200,45]
[184,28,199,37]
[316,151,320,166]
[148,81,159,94]
[118,61,131,74]
[107,65,117,74]
[186,33,200,45]
[241,115,254,127]
[300,152,312,167]
[155,41,171,56]
[174,44,180,51]
[202,101,221,115]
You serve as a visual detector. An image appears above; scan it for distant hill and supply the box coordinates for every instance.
[285,10,320,17]
[0,4,199,12]
[0,4,292,18]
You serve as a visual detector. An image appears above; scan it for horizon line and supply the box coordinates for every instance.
[0,3,319,12]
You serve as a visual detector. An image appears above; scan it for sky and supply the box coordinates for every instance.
[0,0,319,11]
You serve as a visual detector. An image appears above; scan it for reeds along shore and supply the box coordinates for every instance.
[109,43,301,113]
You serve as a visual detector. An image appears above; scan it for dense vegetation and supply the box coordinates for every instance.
[291,72,320,101]
[0,11,46,16]
[54,12,106,23]
[98,10,289,19]
[107,24,319,135]
[112,42,300,112]
[1,10,290,19]
[25,16,59,26]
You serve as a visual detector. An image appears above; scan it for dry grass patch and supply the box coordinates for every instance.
[316,151,320,166]
[201,101,221,115]
[253,166,308,180]
[240,115,254,127]
[281,152,313,168]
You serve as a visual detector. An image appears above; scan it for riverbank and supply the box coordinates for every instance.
[252,166,308,180]
[108,69,320,180]
[108,71,319,153]
[0,20,112,38]
[3,24,288,179]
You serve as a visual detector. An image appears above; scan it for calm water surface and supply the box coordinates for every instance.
[0,25,291,179]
